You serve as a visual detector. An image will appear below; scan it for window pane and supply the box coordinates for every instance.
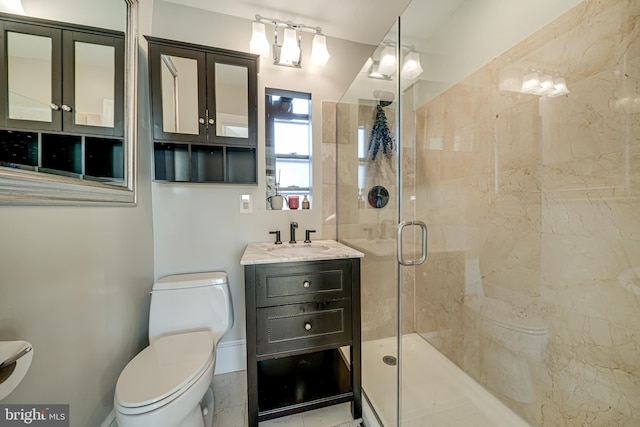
[274,121,310,155]
[276,158,310,189]
[291,98,309,114]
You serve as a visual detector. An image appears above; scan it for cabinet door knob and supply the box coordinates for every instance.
[50,103,60,111]
[304,322,312,331]
[199,118,205,124]
[303,280,311,288]
[61,104,72,112]
[208,118,215,125]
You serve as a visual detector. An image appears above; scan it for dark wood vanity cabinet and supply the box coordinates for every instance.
[244,258,362,426]
[146,36,258,184]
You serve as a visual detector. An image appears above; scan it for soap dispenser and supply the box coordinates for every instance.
[302,195,310,209]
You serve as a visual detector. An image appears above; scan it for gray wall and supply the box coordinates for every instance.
[0,1,155,426]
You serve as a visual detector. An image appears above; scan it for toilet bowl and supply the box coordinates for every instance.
[465,295,547,404]
[114,272,233,427]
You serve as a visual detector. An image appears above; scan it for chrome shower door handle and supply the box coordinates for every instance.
[397,220,427,266]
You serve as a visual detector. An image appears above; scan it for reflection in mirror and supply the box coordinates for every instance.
[8,31,52,122]
[0,0,138,204]
[161,54,199,134]
[215,63,248,138]
[75,42,115,127]
[367,185,389,208]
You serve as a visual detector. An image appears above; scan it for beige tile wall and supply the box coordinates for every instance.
[413,0,640,425]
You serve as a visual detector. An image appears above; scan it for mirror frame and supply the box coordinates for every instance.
[0,0,138,205]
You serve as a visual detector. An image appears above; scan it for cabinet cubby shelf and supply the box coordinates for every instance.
[0,129,124,183]
[257,349,353,420]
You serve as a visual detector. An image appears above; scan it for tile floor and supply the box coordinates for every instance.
[212,370,358,427]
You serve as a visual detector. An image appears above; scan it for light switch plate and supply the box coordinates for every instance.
[240,194,253,213]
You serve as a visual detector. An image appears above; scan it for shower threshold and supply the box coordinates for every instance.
[348,333,531,427]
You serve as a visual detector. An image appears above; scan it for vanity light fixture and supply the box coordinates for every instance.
[521,70,570,97]
[249,14,331,68]
[361,43,423,81]
[0,0,25,14]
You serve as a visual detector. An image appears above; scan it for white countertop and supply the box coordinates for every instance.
[240,240,364,265]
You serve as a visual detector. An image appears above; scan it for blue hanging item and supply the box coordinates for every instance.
[367,100,394,160]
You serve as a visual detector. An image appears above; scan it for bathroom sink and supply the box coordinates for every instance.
[240,240,364,265]
[267,244,330,256]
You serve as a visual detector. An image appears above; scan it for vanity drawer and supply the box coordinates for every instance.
[256,300,352,356]
[255,260,352,307]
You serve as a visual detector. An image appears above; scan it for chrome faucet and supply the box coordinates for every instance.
[289,221,298,244]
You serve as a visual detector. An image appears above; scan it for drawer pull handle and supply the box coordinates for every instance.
[304,322,312,331]
[303,281,311,288]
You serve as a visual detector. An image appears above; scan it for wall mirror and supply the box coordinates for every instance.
[0,0,138,205]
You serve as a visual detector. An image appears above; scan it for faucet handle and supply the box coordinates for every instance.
[269,230,282,244]
[304,229,316,243]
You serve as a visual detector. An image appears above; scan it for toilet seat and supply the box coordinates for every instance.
[115,330,214,414]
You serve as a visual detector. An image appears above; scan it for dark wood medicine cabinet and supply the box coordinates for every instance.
[146,36,259,184]
[0,12,129,201]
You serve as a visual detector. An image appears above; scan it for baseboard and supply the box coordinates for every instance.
[214,339,246,375]
[100,409,117,427]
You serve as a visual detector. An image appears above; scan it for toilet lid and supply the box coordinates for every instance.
[116,331,213,408]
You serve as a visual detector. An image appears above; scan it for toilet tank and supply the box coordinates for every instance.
[148,272,233,344]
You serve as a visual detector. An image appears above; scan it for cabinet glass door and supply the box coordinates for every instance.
[149,44,206,142]
[2,23,62,131]
[214,62,248,138]
[74,43,115,128]
[208,54,257,147]
[63,32,124,136]
[161,55,199,135]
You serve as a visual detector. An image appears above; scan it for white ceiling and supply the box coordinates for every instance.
[161,0,412,45]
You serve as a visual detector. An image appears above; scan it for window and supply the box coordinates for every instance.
[265,88,311,207]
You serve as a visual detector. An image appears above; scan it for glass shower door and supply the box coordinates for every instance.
[336,21,402,427]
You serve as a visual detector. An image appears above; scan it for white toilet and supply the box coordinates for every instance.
[114,271,233,427]
[465,294,547,404]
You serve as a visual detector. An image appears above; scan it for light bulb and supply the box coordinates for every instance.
[400,51,423,80]
[539,74,554,95]
[279,28,300,66]
[548,77,570,97]
[377,45,396,76]
[249,21,270,57]
[521,72,541,93]
[309,33,330,66]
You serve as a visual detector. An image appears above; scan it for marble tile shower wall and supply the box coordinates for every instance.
[327,99,419,341]
[414,0,639,425]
